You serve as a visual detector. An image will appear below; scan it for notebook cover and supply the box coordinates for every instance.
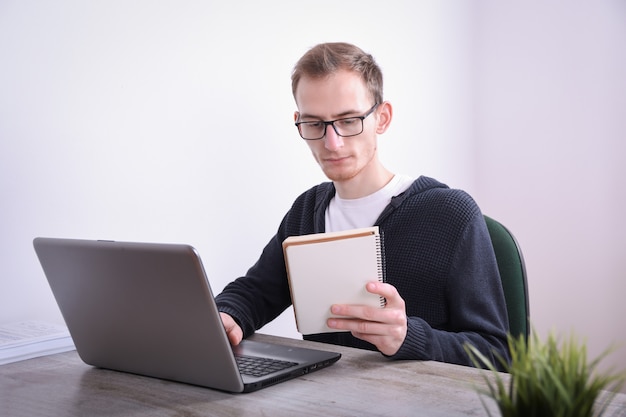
[282,227,385,335]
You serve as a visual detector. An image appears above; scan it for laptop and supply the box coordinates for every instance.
[33,237,341,393]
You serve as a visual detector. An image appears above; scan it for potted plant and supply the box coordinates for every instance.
[465,331,626,417]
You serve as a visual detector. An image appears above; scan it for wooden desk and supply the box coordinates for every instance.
[1,333,625,416]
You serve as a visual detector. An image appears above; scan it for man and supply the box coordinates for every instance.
[216,42,510,369]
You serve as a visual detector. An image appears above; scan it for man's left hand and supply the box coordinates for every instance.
[327,281,407,356]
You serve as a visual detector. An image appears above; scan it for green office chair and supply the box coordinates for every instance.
[484,215,530,341]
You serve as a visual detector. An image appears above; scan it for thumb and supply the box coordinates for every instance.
[220,312,244,346]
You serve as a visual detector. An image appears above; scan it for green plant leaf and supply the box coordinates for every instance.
[464,328,626,417]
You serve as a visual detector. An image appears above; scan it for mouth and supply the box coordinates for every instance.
[323,155,350,164]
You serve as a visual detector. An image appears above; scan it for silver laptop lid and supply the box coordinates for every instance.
[34,238,245,392]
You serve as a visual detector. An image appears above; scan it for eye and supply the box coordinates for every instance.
[336,118,358,127]
[305,121,323,128]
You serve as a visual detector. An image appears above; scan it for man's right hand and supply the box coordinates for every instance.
[220,312,244,346]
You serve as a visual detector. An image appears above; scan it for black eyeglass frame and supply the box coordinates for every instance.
[294,103,380,140]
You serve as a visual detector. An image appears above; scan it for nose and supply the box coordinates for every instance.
[324,124,344,151]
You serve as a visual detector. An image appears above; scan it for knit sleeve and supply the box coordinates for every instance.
[214,223,293,338]
[389,210,511,371]
[214,184,326,337]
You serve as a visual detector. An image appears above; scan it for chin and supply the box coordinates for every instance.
[323,170,355,183]
[319,160,359,182]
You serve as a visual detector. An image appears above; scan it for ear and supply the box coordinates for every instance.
[294,111,300,122]
[375,101,393,134]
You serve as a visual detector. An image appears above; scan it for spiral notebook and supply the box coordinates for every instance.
[282,226,386,335]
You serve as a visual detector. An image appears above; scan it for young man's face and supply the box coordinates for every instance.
[294,70,381,185]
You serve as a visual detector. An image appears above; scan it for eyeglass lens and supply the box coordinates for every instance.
[299,118,363,140]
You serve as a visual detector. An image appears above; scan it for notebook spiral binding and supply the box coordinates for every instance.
[375,231,387,308]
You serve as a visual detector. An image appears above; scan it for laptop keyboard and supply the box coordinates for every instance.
[235,355,298,377]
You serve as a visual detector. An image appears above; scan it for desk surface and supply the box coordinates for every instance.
[1,333,625,417]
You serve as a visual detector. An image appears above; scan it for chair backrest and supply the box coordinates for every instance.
[484,215,530,341]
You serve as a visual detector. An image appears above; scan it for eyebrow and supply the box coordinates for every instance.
[298,109,361,121]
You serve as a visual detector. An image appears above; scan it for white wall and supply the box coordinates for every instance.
[0,1,473,340]
[1,0,624,385]
[471,1,626,385]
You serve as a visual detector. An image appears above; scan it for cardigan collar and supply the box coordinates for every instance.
[312,176,448,232]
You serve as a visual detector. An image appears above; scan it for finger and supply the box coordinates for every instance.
[227,327,243,346]
[225,323,243,346]
[328,317,388,335]
[331,303,379,319]
[329,305,406,330]
[220,313,243,346]
[366,282,404,308]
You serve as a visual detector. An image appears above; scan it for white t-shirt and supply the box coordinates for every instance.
[325,174,414,233]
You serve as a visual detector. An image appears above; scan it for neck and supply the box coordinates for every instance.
[334,162,394,199]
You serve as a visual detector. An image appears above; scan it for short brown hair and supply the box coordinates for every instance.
[291,42,383,104]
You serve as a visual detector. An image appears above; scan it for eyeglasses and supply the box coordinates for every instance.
[295,103,379,140]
